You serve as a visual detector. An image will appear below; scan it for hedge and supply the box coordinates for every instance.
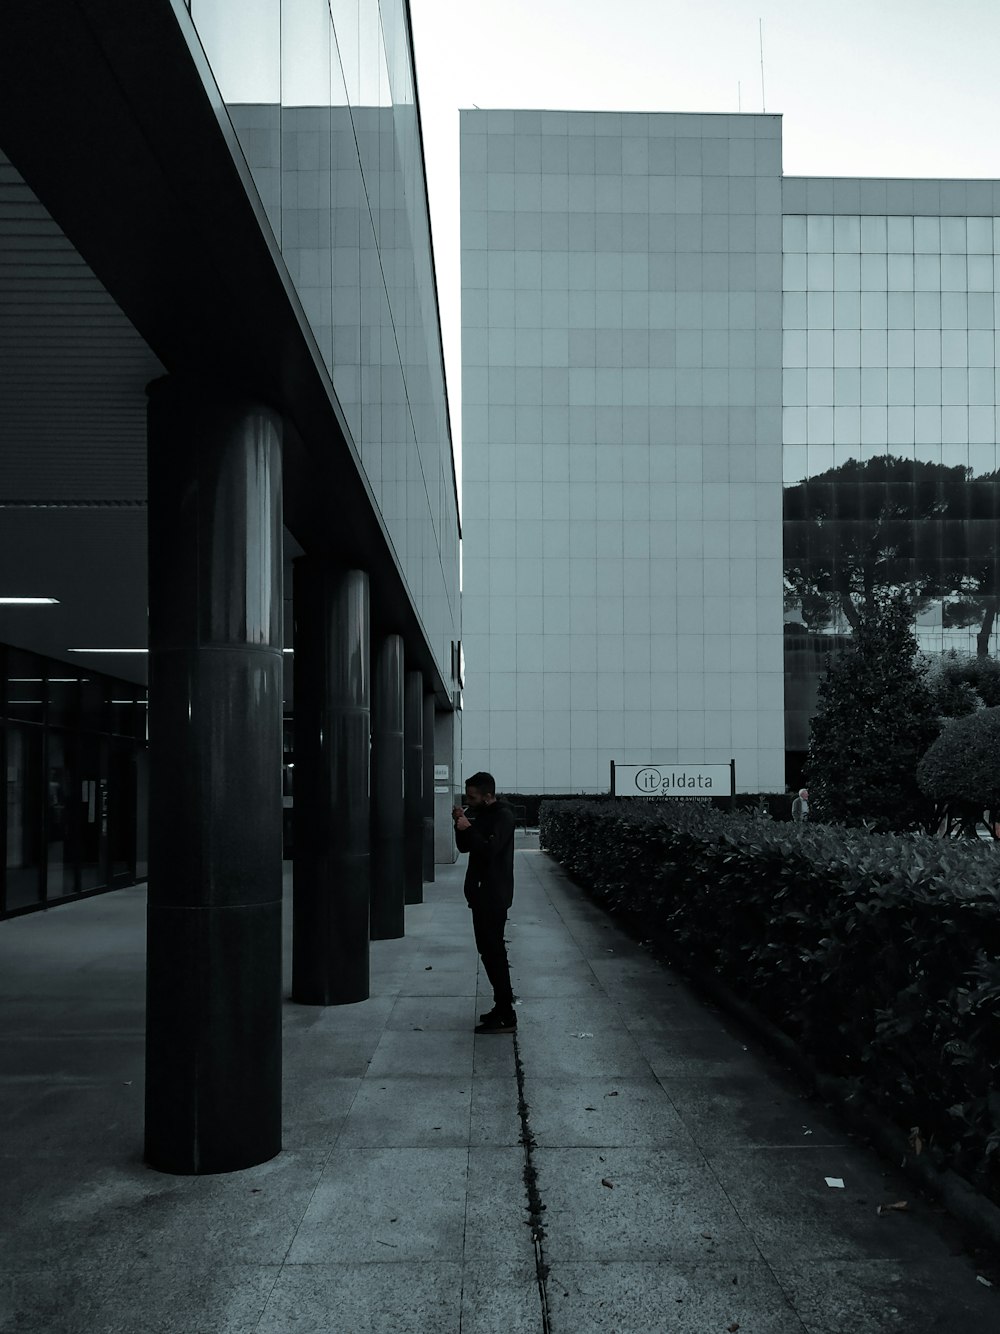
[540,798,1000,1206]
[500,791,796,826]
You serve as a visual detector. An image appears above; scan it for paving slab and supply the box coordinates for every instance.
[1,848,998,1334]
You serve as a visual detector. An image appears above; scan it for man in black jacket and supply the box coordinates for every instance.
[453,771,516,1033]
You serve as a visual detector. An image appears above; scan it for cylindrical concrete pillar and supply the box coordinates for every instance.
[144,377,283,1175]
[370,634,405,939]
[292,562,370,1004]
[403,670,424,905]
[422,692,436,883]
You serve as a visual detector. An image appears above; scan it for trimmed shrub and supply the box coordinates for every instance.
[917,707,1000,837]
[805,599,939,831]
[540,798,1000,1204]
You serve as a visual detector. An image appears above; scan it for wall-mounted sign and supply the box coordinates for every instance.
[434,764,450,780]
[612,761,734,798]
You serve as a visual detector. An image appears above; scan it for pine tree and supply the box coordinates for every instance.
[805,597,939,831]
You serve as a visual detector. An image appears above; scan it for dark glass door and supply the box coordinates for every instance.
[45,729,76,899]
[108,738,136,883]
[5,723,44,910]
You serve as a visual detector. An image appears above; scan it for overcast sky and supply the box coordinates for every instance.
[408,0,1000,480]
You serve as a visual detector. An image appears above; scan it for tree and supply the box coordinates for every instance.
[916,707,1000,838]
[784,457,1000,655]
[783,455,966,633]
[805,597,939,832]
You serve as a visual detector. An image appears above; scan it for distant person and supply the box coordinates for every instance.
[791,787,809,823]
[452,772,516,1034]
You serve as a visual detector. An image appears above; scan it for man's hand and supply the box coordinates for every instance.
[455,813,472,831]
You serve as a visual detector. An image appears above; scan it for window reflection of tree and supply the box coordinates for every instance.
[783,456,1000,657]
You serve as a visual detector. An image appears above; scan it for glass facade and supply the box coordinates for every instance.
[1,644,146,917]
[189,0,459,682]
[782,202,1000,756]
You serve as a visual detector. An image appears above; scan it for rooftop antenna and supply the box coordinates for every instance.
[759,18,766,113]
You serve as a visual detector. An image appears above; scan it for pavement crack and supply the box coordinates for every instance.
[512,1029,552,1333]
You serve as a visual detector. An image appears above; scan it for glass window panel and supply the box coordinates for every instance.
[887,367,915,404]
[833,404,861,444]
[970,442,996,472]
[861,367,888,405]
[860,215,887,251]
[942,405,969,443]
[783,368,808,406]
[967,217,994,254]
[913,217,941,253]
[940,254,968,291]
[807,405,834,442]
[860,252,887,291]
[806,215,834,251]
[833,215,861,252]
[887,404,915,445]
[940,217,967,254]
[783,405,807,443]
[887,329,915,366]
[192,0,281,102]
[807,253,834,289]
[969,254,995,291]
[783,444,808,481]
[887,253,914,290]
[860,405,888,444]
[4,723,43,909]
[994,218,1000,253]
[969,405,996,443]
[807,443,834,471]
[913,365,941,403]
[782,215,807,252]
[834,367,860,403]
[914,405,941,443]
[834,252,860,289]
[807,368,834,403]
[783,291,808,328]
[783,330,808,367]
[832,445,863,468]
[886,216,913,252]
[970,367,994,404]
[914,254,941,291]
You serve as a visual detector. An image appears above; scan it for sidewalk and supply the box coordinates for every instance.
[0,839,997,1332]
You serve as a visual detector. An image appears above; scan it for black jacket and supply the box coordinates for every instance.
[455,801,515,910]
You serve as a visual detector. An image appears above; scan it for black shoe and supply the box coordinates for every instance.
[479,1003,517,1023]
[475,1009,517,1034]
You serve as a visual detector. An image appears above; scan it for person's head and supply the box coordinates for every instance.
[799,788,808,800]
[465,771,497,808]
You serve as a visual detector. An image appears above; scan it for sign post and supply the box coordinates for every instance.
[612,761,736,799]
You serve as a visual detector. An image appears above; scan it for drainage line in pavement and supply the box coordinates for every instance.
[512,1031,552,1333]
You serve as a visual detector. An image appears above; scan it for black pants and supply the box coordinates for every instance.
[471,902,514,1009]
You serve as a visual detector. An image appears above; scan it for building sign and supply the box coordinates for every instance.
[612,762,734,798]
[434,764,450,780]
